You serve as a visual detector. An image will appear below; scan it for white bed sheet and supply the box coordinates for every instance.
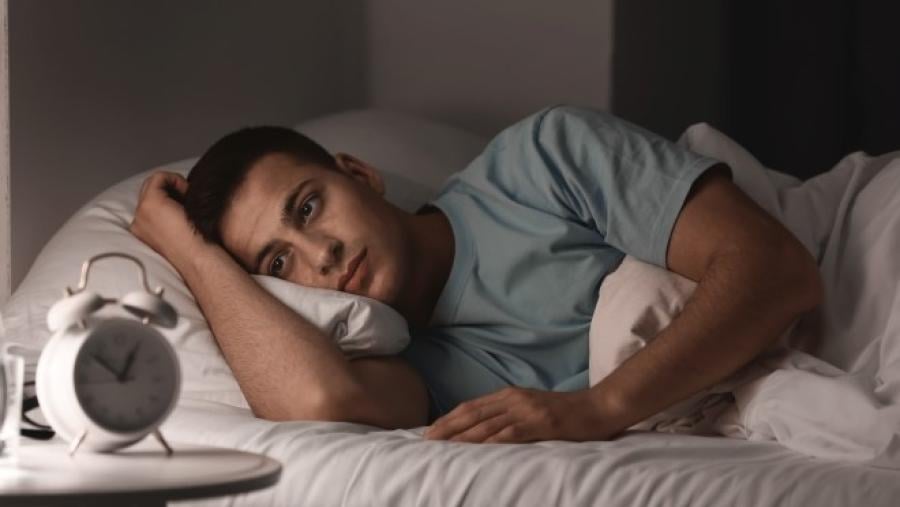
[164,399,899,507]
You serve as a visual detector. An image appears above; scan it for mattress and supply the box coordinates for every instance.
[164,399,899,507]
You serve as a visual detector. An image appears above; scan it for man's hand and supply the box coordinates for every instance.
[424,387,614,443]
[130,171,204,267]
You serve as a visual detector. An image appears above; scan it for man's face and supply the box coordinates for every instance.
[219,153,412,306]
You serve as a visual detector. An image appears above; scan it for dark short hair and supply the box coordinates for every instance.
[183,126,336,245]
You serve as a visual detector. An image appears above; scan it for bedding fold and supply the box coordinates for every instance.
[720,151,900,468]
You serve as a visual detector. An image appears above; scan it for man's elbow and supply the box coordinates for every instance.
[272,399,350,424]
[254,388,404,428]
[248,357,429,428]
[772,238,824,315]
[254,388,362,424]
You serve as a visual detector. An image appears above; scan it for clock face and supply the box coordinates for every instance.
[73,318,178,433]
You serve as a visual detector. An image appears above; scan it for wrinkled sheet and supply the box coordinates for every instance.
[705,150,900,468]
[164,399,899,507]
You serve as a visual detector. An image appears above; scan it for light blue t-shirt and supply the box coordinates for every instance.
[401,105,722,422]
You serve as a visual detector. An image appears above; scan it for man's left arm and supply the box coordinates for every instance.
[425,166,823,442]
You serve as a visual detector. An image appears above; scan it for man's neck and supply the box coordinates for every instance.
[398,206,455,330]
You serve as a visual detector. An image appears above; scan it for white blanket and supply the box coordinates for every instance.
[720,149,900,468]
[592,124,900,468]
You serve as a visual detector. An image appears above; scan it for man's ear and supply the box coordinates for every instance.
[333,153,385,196]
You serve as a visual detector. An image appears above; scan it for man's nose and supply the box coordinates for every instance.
[314,237,343,276]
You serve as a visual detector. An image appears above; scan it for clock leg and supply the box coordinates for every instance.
[68,428,87,456]
[153,428,174,456]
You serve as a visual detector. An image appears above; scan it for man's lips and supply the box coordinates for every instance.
[338,249,366,292]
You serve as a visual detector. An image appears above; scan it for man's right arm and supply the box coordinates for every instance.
[181,244,428,428]
[130,171,428,428]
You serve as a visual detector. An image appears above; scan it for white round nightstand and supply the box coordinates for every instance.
[0,438,281,506]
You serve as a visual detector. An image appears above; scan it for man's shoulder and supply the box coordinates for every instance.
[515,103,609,125]
[428,105,626,222]
[489,104,620,152]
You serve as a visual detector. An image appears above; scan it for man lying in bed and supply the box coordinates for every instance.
[130,106,822,443]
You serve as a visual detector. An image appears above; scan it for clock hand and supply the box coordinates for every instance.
[90,354,120,380]
[117,341,141,382]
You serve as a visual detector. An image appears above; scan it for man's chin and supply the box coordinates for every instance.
[362,276,398,307]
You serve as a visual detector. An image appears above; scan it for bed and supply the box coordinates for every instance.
[164,398,899,506]
[3,109,900,506]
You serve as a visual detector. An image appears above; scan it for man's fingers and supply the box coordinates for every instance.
[150,171,188,197]
[484,424,530,444]
[162,172,189,194]
[425,401,506,440]
[425,387,529,440]
[448,414,510,443]
[138,174,153,201]
[137,172,189,205]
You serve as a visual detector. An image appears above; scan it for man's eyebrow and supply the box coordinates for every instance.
[253,179,312,274]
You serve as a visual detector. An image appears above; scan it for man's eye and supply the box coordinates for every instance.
[298,194,321,224]
[269,253,287,277]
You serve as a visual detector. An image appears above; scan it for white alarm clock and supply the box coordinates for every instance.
[36,252,181,455]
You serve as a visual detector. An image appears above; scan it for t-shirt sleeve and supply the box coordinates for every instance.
[470,105,727,268]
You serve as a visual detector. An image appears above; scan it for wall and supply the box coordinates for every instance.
[8,0,364,290]
[364,0,614,137]
[0,0,8,305]
[610,0,729,141]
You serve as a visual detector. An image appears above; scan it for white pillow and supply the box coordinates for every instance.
[1,109,487,410]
